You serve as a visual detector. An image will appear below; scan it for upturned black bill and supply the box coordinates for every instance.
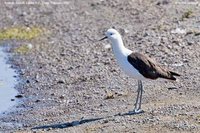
[99,36,107,41]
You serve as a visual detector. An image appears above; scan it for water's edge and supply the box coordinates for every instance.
[0,46,18,114]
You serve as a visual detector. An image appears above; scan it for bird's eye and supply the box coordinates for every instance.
[110,33,113,35]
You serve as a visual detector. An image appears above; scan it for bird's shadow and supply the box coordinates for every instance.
[32,117,103,130]
[32,111,142,130]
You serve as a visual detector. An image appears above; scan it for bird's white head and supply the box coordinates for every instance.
[99,28,122,45]
[99,28,130,57]
[105,28,121,41]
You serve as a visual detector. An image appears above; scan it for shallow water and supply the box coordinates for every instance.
[0,47,18,114]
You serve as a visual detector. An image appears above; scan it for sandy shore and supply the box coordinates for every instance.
[0,0,200,132]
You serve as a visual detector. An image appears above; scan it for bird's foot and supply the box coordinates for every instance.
[128,109,144,115]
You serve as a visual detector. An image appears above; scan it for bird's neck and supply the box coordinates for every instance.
[111,38,132,57]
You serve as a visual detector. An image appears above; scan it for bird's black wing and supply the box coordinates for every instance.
[127,52,179,80]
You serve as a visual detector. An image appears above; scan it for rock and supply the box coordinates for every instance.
[187,38,195,45]
[168,87,178,90]
[11,99,15,101]
[50,93,55,96]
[171,28,186,34]
[15,94,23,98]
[194,32,200,36]
[57,80,65,84]
[27,43,33,49]
[156,0,170,5]
[104,44,111,49]
[26,80,30,83]
[35,99,40,103]
[59,95,65,99]
[104,93,114,99]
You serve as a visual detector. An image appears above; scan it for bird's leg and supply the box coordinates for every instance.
[128,80,144,114]
[138,80,143,110]
[134,81,141,109]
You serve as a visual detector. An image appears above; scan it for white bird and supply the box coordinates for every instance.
[100,28,180,114]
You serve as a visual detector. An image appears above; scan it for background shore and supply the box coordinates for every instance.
[0,0,200,132]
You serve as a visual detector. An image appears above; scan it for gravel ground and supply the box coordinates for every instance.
[0,0,200,132]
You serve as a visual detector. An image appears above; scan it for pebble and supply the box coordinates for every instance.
[57,80,65,84]
[156,0,170,5]
[35,100,40,103]
[26,80,30,83]
[15,94,23,98]
[104,44,111,49]
[26,43,33,49]
[171,28,186,34]
[59,95,65,99]
[187,39,194,45]
[11,99,15,101]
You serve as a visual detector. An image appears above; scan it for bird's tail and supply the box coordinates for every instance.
[159,71,180,80]
[170,71,181,77]
[168,71,181,80]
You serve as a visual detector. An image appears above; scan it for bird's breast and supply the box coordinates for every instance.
[114,53,146,80]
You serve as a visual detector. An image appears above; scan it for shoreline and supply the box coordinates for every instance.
[0,46,18,115]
